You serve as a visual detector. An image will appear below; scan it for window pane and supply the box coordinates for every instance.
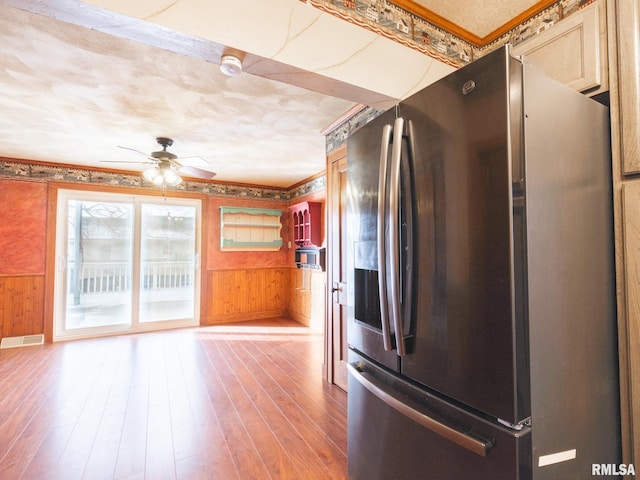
[65,200,133,329]
[139,204,196,322]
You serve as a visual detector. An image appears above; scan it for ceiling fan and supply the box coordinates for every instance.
[106,137,217,186]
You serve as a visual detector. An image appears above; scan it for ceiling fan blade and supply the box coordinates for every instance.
[178,165,217,179]
[111,140,213,179]
[117,145,152,157]
[100,160,155,164]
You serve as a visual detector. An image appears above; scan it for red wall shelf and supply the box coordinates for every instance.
[289,201,322,247]
[289,201,324,271]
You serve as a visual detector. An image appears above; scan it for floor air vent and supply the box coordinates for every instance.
[0,334,45,349]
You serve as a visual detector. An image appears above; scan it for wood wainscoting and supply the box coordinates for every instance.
[0,275,45,338]
[205,267,326,330]
[205,268,290,324]
[287,268,326,330]
[2,268,322,335]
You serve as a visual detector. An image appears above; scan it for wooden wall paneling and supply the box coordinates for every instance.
[257,269,270,312]
[0,275,45,338]
[274,268,289,318]
[206,268,290,324]
[209,270,237,318]
[245,269,260,313]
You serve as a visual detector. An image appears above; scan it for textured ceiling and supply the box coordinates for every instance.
[412,0,543,38]
[0,0,551,188]
[0,4,356,188]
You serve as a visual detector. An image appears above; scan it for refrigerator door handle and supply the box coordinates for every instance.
[388,117,406,356]
[377,123,393,352]
[347,362,493,457]
[402,119,416,348]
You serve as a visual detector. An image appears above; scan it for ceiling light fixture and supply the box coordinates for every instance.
[220,54,243,76]
[143,160,183,187]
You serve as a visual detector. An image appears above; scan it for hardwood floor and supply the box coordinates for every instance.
[0,318,347,480]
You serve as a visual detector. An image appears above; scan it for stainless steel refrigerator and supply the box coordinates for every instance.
[346,45,620,480]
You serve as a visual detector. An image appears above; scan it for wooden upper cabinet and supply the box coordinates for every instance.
[511,0,608,96]
[617,0,640,175]
[289,201,322,248]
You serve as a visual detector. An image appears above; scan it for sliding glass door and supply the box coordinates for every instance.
[62,198,134,331]
[139,203,197,323]
[54,190,201,340]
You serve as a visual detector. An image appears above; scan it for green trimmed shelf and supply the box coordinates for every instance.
[220,206,283,251]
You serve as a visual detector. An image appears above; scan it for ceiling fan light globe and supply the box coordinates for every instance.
[164,169,183,186]
[152,175,166,186]
[143,166,162,183]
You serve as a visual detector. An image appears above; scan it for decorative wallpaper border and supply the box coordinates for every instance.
[307,0,469,67]
[306,0,594,65]
[0,159,326,201]
[325,105,384,152]
[323,0,596,150]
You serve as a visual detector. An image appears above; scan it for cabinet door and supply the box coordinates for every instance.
[622,182,640,465]
[512,1,607,95]
[618,0,640,174]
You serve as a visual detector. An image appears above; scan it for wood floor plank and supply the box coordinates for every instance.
[113,383,148,479]
[151,331,238,477]
[19,424,75,480]
[234,338,348,479]
[114,337,152,480]
[177,345,241,480]
[145,337,177,480]
[240,339,348,457]
[209,341,304,480]
[0,349,66,469]
[198,340,273,479]
[4,342,116,479]
[248,337,348,423]
[82,412,125,480]
[53,343,123,479]
[162,334,204,465]
[0,348,59,438]
[0,318,348,480]
[225,341,337,480]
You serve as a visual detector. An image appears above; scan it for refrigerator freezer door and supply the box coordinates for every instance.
[399,47,531,425]
[347,351,532,480]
